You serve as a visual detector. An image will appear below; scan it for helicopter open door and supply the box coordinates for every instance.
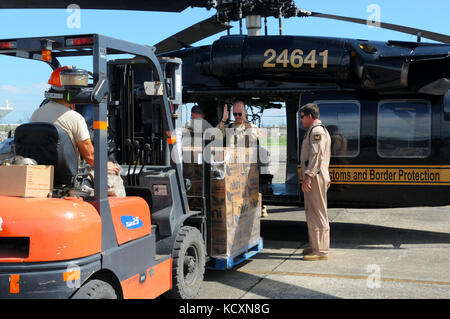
[259,98,302,206]
[297,93,362,205]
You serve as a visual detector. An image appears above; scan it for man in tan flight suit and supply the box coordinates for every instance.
[299,103,331,261]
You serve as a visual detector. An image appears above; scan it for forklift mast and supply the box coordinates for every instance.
[107,56,183,168]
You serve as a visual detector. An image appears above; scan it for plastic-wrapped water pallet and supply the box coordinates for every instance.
[207,238,263,270]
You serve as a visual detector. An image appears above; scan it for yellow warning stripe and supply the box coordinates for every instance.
[298,165,450,186]
[239,270,450,286]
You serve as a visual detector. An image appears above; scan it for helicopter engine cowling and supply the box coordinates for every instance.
[207,35,351,84]
[163,35,450,96]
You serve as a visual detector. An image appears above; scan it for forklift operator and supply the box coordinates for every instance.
[30,66,120,175]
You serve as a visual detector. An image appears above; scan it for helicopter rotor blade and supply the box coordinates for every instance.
[0,0,209,12]
[154,16,232,54]
[308,11,450,44]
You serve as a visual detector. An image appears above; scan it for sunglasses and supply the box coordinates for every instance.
[233,112,243,117]
[300,114,308,119]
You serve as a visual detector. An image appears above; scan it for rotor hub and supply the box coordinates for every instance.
[208,0,301,23]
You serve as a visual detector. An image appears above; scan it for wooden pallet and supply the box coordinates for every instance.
[207,238,264,270]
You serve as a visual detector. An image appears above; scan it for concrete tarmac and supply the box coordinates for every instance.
[198,205,450,299]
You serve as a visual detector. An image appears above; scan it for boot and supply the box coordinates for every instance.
[303,254,328,261]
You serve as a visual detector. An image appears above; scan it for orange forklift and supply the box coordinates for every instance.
[0,34,209,299]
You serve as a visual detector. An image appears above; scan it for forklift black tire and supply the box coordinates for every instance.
[166,226,205,299]
[71,279,118,299]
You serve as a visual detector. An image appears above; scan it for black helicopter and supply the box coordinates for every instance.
[3,0,450,208]
[154,0,450,208]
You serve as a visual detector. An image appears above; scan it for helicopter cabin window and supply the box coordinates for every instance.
[377,100,431,158]
[313,100,360,157]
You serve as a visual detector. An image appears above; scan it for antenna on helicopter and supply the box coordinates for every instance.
[278,7,282,35]
[264,16,268,35]
[239,2,243,35]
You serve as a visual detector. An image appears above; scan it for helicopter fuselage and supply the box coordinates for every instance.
[161,34,450,208]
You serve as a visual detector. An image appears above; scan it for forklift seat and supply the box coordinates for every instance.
[14,122,79,187]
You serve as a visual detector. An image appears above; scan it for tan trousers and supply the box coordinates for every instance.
[303,174,330,256]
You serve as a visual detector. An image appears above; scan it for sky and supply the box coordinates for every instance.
[0,0,448,124]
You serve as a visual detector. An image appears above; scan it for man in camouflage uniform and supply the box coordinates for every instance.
[218,100,267,217]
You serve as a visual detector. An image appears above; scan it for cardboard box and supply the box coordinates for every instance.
[0,165,54,198]
[210,197,261,258]
[182,146,260,258]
